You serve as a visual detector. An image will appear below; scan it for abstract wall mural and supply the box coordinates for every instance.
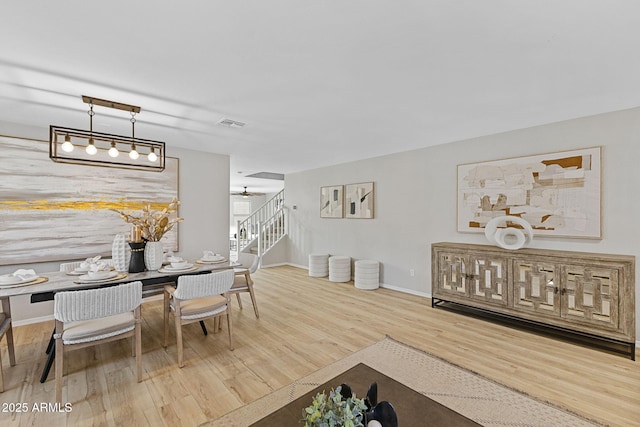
[320,185,343,218]
[457,147,601,238]
[0,135,179,265]
[345,182,374,219]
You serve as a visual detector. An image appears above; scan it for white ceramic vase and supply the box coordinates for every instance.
[111,234,131,272]
[144,241,164,271]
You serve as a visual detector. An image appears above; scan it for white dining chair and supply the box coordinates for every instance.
[230,253,260,318]
[163,270,235,367]
[53,281,143,403]
[59,261,83,273]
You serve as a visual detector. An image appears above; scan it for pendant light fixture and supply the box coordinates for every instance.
[49,95,165,171]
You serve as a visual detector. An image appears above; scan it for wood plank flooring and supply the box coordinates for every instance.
[0,265,638,426]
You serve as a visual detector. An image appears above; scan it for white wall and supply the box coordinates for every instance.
[283,107,640,338]
[0,122,230,323]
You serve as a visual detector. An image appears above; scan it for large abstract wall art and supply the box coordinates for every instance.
[345,182,374,219]
[0,135,179,265]
[457,147,601,238]
[320,185,343,218]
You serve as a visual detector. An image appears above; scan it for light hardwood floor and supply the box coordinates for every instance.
[1,265,638,426]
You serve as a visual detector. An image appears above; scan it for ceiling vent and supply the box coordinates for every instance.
[217,118,246,128]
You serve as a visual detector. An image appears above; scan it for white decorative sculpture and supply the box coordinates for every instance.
[484,215,533,250]
[111,234,131,272]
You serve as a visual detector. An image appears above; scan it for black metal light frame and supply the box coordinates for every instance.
[50,125,166,172]
[48,95,166,172]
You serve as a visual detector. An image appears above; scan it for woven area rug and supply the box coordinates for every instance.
[207,336,602,427]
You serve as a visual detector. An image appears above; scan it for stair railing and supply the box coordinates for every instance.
[236,189,285,254]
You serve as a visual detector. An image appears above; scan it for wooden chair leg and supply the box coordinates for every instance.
[226,309,234,351]
[235,293,243,309]
[175,319,184,368]
[54,322,64,404]
[163,293,170,348]
[135,320,142,382]
[247,285,260,319]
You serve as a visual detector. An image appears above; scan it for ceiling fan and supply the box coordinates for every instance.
[231,186,265,198]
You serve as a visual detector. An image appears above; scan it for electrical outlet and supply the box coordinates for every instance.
[410,269,415,277]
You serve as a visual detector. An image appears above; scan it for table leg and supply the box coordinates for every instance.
[45,327,55,354]
[199,320,208,336]
[40,342,55,383]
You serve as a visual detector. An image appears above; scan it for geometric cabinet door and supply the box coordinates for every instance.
[436,252,507,307]
[562,265,619,331]
[513,261,560,316]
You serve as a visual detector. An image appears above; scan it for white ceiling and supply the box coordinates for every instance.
[2,1,640,194]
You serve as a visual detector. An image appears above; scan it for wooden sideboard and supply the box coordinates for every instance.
[431,242,636,359]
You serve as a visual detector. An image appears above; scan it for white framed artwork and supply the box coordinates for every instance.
[345,182,374,219]
[457,147,601,239]
[320,185,343,218]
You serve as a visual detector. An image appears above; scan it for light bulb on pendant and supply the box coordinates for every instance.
[147,147,158,162]
[86,138,97,155]
[61,134,74,152]
[129,143,139,160]
[108,141,119,158]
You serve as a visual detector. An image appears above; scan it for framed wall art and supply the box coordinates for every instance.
[320,185,343,218]
[345,182,374,219]
[457,147,601,238]
[0,135,179,265]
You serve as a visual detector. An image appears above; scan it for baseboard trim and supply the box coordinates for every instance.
[12,314,53,327]
[379,283,431,299]
[260,262,291,269]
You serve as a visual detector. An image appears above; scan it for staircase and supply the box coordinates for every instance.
[236,189,286,258]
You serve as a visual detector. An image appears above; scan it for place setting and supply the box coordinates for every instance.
[74,261,126,284]
[196,250,228,264]
[158,256,198,273]
[0,269,48,288]
[66,256,115,276]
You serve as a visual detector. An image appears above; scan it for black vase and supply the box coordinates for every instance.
[129,241,146,273]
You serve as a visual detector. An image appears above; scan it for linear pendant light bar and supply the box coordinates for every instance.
[81,95,141,113]
[50,125,166,171]
[49,95,165,172]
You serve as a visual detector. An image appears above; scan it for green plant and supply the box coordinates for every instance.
[301,385,367,427]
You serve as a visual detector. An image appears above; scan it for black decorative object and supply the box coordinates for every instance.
[128,241,146,273]
[366,401,398,427]
[363,382,398,427]
[365,382,378,409]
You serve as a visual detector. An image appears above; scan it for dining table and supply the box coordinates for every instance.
[0,259,237,383]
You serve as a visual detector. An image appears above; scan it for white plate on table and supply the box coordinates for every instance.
[77,271,119,283]
[161,263,195,272]
[0,274,40,287]
[67,266,114,276]
[196,257,227,264]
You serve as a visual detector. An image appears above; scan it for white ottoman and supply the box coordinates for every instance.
[309,253,329,277]
[355,260,380,290]
[329,256,351,282]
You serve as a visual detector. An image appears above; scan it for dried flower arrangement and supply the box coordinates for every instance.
[112,198,183,242]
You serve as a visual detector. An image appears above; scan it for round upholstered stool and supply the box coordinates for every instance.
[329,256,351,282]
[355,260,380,290]
[308,253,329,277]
